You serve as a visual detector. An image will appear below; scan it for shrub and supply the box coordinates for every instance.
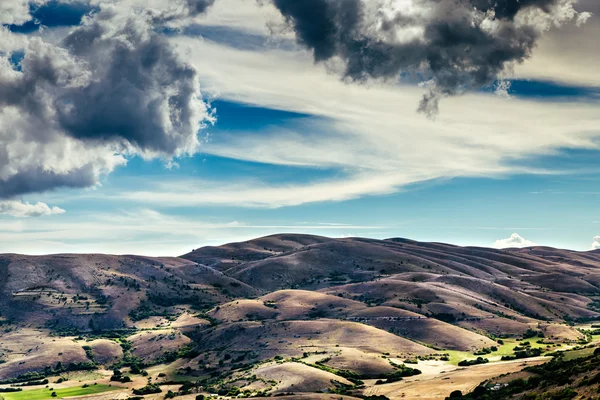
[133,384,162,395]
[457,357,489,367]
[13,379,49,387]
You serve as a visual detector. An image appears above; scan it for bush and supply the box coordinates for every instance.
[13,379,48,386]
[501,348,543,361]
[132,384,162,395]
[457,357,489,367]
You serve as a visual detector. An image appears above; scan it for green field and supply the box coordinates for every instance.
[559,346,597,361]
[0,384,121,400]
[443,337,555,365]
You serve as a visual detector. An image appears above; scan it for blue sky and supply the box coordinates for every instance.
[1,0,600,255]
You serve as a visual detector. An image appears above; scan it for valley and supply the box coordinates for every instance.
[2,234,600,400]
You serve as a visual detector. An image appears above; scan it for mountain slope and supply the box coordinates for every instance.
[2,234,600,394]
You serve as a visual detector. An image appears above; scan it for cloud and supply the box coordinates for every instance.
[0,1,214,199]
[514,1,599,87]
[151,0,216,22]
[492,233,537,249]
[0,0,598,208]
[115,173,416,208]
[58,7,212,154]
[162,37,600,207]
[0,200,65,217]
[0,0,46,25]
[269,0,591,115]
[0,208,383,255]
[591,236,600,250]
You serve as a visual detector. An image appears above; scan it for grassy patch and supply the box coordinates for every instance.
[560,347,597,361]
[0,384,120,400]
[60,370,105,382]
[443,337,550,365]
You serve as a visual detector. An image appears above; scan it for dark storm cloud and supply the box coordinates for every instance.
[0,166,97,199]
[272,0,362,61]
[469,0,559,19]
[0,3,213,199]
[270,0,588,115]
[186,0,216,15]
[57,9,207,154]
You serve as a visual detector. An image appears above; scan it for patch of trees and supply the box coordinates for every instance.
[375,361,422,383]
[132,383,162,395]
[0,361,96,386]
[12,379,48,386]
[82,345,95,362]
[453,350,600,399]
[501,348,542,361]
[523,329,544,339]
[118,276,142,291]
[311,358,364,385]
[458,357,489,367]
[148,292,216,310]
[474,346,498,356]
[110,369,132,383]
[155,344,200,365]
[49,361,97,374]
[0,371,46,384]
[128,301,170,322]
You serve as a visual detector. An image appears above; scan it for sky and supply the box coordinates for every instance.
[1,0,599,255]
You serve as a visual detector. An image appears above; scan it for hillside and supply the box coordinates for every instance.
[454,347,600,399]
[1,234,600,399]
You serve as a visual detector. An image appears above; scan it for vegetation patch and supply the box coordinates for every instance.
[452,348,600,399]
[0,384,118,400]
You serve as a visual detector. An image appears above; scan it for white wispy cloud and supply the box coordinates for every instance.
[492,233,537,249]
[0,208,384,255]
[0,200,65,217]
[145,36,600,208]
[114,173,425,208]
[591,236,600,250]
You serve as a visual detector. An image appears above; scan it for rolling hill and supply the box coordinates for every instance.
[2,234,600,399]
